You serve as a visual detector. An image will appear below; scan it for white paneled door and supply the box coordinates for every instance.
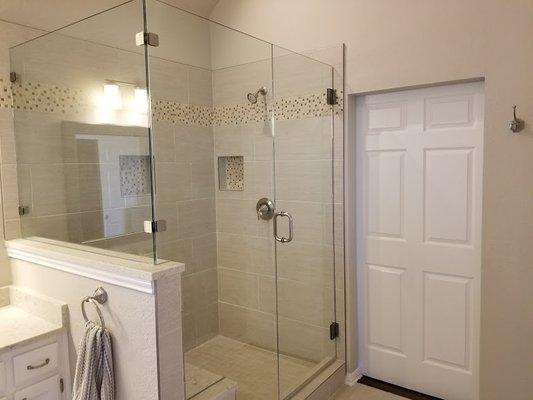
[356,82,484,400]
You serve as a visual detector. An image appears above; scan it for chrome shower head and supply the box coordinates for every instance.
[246,86,267,104]
[247,92,258,104]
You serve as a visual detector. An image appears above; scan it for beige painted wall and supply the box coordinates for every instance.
[208,1,533,399]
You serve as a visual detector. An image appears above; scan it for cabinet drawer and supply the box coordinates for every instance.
[13,343,59,386]
[14,375,60,400]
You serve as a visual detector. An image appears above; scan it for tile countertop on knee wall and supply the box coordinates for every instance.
[4,237,185,294]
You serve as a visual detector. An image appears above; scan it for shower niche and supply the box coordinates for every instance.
[217,156,244,191]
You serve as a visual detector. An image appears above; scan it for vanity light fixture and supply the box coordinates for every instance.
[134,87,148,113]
[103,83,123,110]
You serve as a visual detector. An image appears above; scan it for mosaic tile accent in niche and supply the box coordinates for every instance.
[119,155,151,197]
[218,156,244,191]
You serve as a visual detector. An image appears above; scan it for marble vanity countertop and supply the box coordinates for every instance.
[0,305,62,352]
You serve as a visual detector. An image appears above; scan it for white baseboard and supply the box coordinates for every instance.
[345,368,363,386]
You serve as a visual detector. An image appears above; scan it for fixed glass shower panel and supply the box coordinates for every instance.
[7,0,156,258]
[143,1,279,398]
[272,46,338,396]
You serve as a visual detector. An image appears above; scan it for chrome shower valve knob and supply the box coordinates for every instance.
[256,198,275,220]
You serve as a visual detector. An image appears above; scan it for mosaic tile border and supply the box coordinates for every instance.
[0,78,13,110]
[152,100,212,127]
[0,76,343,126]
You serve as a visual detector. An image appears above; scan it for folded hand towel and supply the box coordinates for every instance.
[72,321,115,400]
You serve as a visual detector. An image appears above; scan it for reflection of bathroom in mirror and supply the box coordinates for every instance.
[62,122,152,244]
[0,1,531,400]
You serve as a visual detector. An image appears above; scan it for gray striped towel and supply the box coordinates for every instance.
[72,321,115,400]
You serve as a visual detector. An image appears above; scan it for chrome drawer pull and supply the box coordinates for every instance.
[26,357,50,370]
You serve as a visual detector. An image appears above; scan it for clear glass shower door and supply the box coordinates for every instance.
[272,47,338,398]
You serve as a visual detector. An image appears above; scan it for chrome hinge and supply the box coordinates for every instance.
[135,32,159,47]
[10,72,17,83]
[18,205,30,216]
[60,377,64,393]
[144,220,167,233]
[329,322,339,340]
[326,88,338,105]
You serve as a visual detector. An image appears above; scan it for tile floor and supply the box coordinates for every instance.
[185,335,320,400]
[332,384,408,400]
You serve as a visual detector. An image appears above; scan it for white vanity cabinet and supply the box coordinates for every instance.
[0,331,70,400]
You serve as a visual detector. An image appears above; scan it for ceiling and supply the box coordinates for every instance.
[0,0,220,31]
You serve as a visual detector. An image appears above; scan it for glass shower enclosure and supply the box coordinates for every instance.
[6,1,344,398]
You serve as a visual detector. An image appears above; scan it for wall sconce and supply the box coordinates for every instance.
[103,83,123,110]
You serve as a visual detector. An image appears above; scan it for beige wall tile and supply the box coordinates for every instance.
[218,267,259,309]
[191,233,217,272]
[217,232,275,276]
[182,312,196,351]
[156,161,191,202]
[149,57,188,104]
[278,317,334,362]
[30,164,69,216]
[191,159,215,199]
[218,302,276,351]
[212,59,271,106]
[277,278,335,327]
[276,160,333,203]
[273,51,331,99]
[177,198,216,239]
[1,164,29,220]
[276,242,334,287]
[20,214,81,243]
[196,302,219,344]
[13,112,64,164]
[274,117,332,160]
[154,201,179,244]
[188,66,213,107]
[157,239,193,271]
[214,125,254,160]
[259,276,276,314]
[216,198,271,237]
[152,121,177,163]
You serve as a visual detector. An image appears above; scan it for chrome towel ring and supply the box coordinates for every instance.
[81,287,108,329]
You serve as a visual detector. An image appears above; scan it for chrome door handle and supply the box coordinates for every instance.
[274,211,294,243]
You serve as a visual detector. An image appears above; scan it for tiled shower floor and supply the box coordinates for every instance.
[185,335,320,400]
